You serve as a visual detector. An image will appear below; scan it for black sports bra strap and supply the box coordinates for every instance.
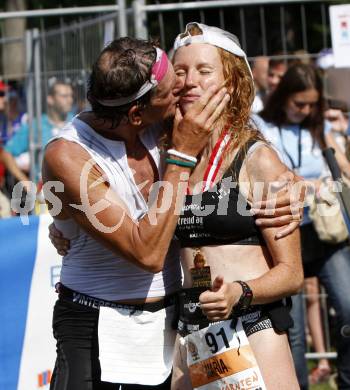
[223,139,259,181]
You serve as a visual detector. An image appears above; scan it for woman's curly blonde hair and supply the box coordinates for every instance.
[217,47,262,150]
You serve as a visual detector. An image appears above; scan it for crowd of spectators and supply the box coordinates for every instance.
[0,78,77,217]
[251,50,350,389]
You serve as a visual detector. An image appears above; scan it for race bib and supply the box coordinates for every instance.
[185,318,266,390]
[98,305,176,385]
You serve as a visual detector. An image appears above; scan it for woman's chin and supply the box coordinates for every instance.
[290,116,306,125]
[180,101,194,113]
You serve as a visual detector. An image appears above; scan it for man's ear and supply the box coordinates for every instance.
[127,104,143,126]
[47,95,54,107]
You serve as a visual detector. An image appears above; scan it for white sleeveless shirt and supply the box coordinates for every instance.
[50,117,182,301]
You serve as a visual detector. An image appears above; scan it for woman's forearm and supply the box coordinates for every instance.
[244,261,303,305]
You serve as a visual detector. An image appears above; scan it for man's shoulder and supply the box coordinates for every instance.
[45,137,78,155]
[44,138,87,172]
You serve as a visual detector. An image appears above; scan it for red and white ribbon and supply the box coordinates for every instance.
[202,127,231,192]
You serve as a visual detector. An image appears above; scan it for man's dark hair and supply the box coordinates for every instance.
[269,57,287,71]
[261,63,326,148]
[87,37,157,128]
[48,80,72,97]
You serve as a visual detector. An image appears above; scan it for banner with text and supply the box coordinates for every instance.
[0,215,61,390]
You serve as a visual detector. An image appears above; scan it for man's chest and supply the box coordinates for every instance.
[127,154,159,201]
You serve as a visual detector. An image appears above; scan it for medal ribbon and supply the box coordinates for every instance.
[202,124,231,191]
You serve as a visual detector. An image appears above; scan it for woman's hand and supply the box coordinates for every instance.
[199,276,241,321]
[49,223,70,256]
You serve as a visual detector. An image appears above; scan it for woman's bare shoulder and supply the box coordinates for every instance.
[244,142,288,183]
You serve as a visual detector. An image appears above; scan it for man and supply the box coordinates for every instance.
[267,57,288,95]
[44,38,302,389]
[4,80,73,181]
[251,56,269,113]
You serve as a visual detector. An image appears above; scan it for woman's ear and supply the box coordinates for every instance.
[127,104,143,126]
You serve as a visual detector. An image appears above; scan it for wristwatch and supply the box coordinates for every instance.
[234,280,253,312]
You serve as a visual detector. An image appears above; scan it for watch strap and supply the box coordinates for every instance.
[234,280,253,312]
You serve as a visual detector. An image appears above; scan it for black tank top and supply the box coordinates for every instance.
[175,140,265,247]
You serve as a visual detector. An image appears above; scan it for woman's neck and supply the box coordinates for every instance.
[200,118,228,160]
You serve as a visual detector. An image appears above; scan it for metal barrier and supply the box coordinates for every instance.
[132,0,333,55]
[304,285,338,361]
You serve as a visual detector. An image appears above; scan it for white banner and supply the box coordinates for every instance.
[330,4,350,68]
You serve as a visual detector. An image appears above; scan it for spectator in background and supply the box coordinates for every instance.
[251,56,269,113]
[302,47,345,385]
[4,80,74,180]
[6,86,27,141]
[267,57,288,95]
[0,81,8,143]
[71,77,89,114]
[306,276,331,386]
[324,105,350,166]
[0,80,11,218]
[255,63,350,390]
[293,49,312,66]
[316,48,350,166]
[0,85,29,196]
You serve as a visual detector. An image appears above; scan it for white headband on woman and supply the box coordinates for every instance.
[96,47,168,107]
[173,22,253,79]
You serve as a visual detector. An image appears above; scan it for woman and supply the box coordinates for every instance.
[257,63,350,390]
[169,23,303,389]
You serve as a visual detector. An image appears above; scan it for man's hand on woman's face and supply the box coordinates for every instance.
[250,170,306,239]
[49,222,70,256]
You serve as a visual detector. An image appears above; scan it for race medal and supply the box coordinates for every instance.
[190,249,212,288]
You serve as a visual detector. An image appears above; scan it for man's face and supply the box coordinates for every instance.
[142,60,179,124]
[268,63,287,93]
[252,57,269,91]
[48,84,73,115]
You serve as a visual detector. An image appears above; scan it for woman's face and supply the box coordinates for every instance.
[173,43,225,113]
[284,88,319,124]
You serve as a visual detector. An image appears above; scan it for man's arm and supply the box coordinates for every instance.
[251,169,305,238]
